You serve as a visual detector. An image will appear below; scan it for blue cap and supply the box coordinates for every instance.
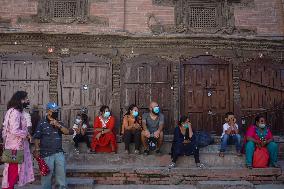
[46,102,60,111]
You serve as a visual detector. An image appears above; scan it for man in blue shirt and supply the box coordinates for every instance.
[34,102,73,189]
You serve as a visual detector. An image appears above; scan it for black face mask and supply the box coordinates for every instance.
[22,102,30,109]
[51,112,59,120]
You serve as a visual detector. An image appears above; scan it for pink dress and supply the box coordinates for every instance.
[2,108,35,188]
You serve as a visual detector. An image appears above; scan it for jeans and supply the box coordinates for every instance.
[41,152,66,189]
[220,134,241,152]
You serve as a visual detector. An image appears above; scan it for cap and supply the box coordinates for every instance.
[46,102,60,111]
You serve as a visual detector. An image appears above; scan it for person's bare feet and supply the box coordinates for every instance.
[219,152,224,157]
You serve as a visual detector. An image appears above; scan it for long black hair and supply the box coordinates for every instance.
[254,115,265,125]
[99,105,110,113]
[178,115,188,126]
[7,91,28,112]
[125,104,139,123]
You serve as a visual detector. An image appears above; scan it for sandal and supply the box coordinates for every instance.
[219,152,224,157]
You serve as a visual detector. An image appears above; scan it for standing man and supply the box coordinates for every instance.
[141,101,165,155]
[33,102,73,189]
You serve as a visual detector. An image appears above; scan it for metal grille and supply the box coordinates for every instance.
[54,0,77,18]
[190,7,217,28]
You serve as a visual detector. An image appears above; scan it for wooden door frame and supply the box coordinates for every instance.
[180,55,234,119]
[120,55,174,134]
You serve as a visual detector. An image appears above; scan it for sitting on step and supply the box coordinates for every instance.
[121,104,142,154]
[245,115,279,169]
[219,112,242,157]
[91,105,117,153]
[141,101,164,155]
[72,108,91,154]
[169,115,204,168]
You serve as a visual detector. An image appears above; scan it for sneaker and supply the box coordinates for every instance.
[246,164,252,169]
[144,149,150,155]
[236,151,242,157]
[74,148,80,154]
[270,163,280,168]
[155,149,161,154]
[134,150,140,154]
[219,152,224,157]
[168,162,176,168]
[196,163,205,168]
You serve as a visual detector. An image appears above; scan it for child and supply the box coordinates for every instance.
[73,112,91,154]
[219,112,242,157]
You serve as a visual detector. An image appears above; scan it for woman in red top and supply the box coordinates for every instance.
[91,105,117,153]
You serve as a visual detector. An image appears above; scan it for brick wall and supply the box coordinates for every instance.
[0,0,283,36]
[234,0,284,35]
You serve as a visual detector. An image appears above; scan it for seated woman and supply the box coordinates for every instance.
[245,115,279,169]
[122,104,142,154]
[91,105,117,153]
[169,115,204,168]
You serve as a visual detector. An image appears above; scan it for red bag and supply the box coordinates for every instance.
[253,147,269,168]
[35,156,50,176]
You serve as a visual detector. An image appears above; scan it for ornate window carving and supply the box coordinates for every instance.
[38,0,88,23]
[175,0,237,34]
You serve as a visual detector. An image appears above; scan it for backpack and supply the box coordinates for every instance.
[148,136,158,151]
[195,131,214,148]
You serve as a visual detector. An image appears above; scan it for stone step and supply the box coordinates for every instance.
[196,181,255,189]
[13,178,95,189]
[64,165,283,185]
[65,153,245,167]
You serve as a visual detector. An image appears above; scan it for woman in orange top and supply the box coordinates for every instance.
[91,105,117,153]
[121,104,142,154]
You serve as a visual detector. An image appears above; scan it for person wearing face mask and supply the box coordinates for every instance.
[141,101,165,155]
[245,115,279,169]
[33,102,73,189]
[91,105,117,153]
[121,104,142,154]
[2,91,34,189]
[72,111,91,154]
[169,115,204,168]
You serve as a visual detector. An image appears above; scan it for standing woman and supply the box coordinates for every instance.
[2,91,34,189]
[91,105,117,153]
[121,104,142,154]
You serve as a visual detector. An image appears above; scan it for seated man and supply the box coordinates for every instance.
[219,112,242,157]
[141,101,164,155]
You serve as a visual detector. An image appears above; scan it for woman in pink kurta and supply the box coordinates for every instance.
[2,91,34,189]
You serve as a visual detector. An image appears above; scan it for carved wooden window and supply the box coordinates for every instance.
[190,7,217,28]
[175,0,236,34]
[38,0,88,23]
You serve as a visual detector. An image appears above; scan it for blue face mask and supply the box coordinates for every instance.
[183,124,189,129]
[153,106,160,114]
[132,111,139,117]
[104,111,110,118]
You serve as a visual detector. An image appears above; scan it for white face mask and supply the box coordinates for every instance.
[75,118,81,124]
[259,123,266,128]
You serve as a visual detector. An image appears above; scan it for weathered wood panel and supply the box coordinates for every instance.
[181,56,233,134]
[59,54,111,128]
[121,55,174,134]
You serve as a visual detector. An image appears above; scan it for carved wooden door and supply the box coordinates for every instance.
[121,56,174,134]
[181,56,233,134]
[59,54,111,128]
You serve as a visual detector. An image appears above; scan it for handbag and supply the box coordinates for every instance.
[35,156,50,176]
[1,149,24,164]
[1,109,25,164]
[253,147,269,168]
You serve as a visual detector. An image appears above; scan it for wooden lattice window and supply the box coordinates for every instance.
[53,0,77,18]
[38,0,88,23]
[175,0,235,34]
[190,7,217,28]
